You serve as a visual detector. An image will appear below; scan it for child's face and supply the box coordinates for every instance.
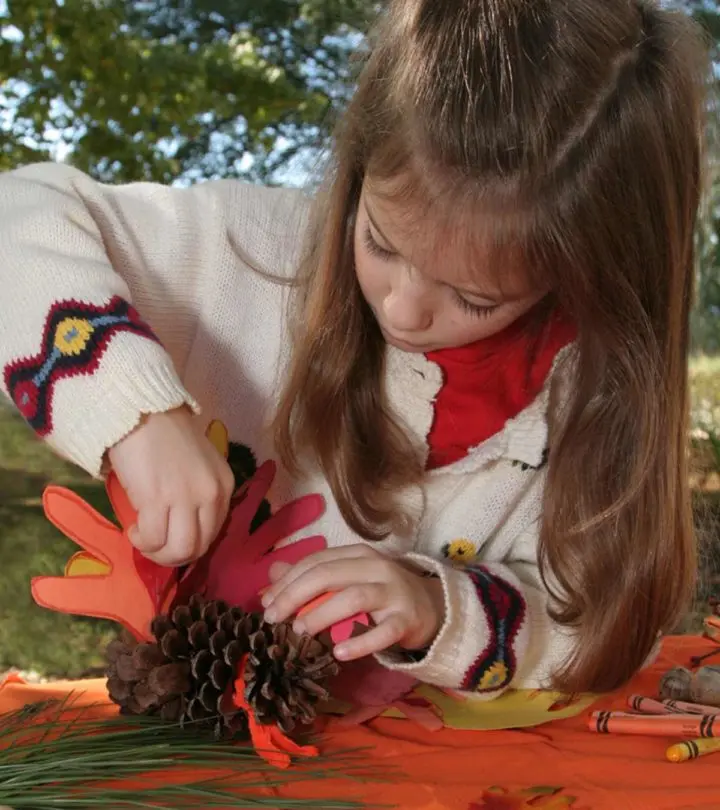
[354,182,546,352]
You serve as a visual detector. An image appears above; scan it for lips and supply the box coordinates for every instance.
[381,328,428,352]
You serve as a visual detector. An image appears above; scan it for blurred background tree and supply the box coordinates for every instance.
[0,0,375,183]
[0,0,719,675]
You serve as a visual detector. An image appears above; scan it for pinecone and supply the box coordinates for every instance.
[244,621,339,733]
[106,594,339,738]
[107,595,256,738]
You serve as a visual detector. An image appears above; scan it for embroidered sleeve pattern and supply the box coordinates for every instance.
[374,552,535,697]
[4,296,159,436]
[460,566,527,693]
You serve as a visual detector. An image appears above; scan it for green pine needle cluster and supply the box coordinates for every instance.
[0,695,382,809]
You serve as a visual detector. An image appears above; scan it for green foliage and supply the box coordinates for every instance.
[0,0,375,183]
[0,698,378,807]
[671,2,720,353]
[0,404,116,677]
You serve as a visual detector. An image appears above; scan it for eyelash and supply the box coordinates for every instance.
[363,225,396,260]
[362,225,498,319]
[453,294,498,319]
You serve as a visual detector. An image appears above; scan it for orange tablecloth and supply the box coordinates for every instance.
[2,635,719,810]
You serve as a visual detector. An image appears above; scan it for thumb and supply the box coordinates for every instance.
[127,524,161,554]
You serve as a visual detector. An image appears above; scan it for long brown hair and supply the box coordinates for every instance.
[273,0,709,693]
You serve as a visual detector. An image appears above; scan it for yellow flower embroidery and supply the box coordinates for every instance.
[477,661,509,691]
[443,538,478,564]
[54,318,95,356]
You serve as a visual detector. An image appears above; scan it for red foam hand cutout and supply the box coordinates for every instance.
[175,461,327,612]
[328,658,442,731]
[31,485,169,641]
[329,657,418,707]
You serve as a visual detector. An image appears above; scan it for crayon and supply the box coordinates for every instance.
[589,711,718,738]
[666,737,720,763]
[627,695,720,716]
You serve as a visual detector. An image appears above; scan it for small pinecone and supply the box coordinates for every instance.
[244,621,339,734]
[107,594,258,737]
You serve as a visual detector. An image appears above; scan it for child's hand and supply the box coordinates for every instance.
[261,546,445,661]
[107,407,235,567]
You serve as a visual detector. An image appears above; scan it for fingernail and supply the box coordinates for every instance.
[264,608,278,623]
[261,591,274,609]
[292,620,306,635]
[334,644,349,661]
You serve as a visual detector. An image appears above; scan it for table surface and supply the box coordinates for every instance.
[1,634,719,810]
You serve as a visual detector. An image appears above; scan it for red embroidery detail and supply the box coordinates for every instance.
[461,566,526,693]
[4,296,158,436]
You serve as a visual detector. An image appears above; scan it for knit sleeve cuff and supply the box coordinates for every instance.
[22,331,199,478]
[375,554,530,696]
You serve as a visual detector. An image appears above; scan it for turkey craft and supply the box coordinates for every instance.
[31,420,370,768]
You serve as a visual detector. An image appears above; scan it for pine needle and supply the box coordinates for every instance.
[0,695,391,809]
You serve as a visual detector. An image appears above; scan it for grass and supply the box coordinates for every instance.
[0,357,719,678]
[0,403,117,677]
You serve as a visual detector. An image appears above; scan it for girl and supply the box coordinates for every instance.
[0,0,707,698]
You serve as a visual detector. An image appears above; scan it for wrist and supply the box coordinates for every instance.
[404,576,445,652]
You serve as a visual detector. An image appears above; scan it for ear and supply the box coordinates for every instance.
[105,471,137,531]
[42,485,121,560]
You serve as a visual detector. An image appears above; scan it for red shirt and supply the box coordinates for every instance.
[425,310,576,470]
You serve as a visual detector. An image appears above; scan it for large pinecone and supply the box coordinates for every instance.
[106,594,338,737]
[107,595,254,738]
[244,621,339,733]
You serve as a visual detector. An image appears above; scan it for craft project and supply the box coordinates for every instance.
[32,418,600,759]
[31,420,369,768]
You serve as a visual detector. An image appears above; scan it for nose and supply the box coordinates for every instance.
[382,270,433,333]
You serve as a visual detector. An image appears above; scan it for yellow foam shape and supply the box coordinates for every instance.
[406,684,598,730]
[64,551,111,578]
[324,685,598,731]
[206,419,229,459]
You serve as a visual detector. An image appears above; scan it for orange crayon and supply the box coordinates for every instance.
[627,695,720,716]
[589,711,718,738]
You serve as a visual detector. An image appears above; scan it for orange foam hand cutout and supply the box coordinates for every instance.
[31,474,177,642]
[28,421,233,642]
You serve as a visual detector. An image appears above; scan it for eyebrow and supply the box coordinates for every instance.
[364,198,505,305]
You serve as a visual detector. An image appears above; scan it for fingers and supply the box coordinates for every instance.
[153,507,200,567]
[262,553,385,624]
[333,616,407,661]
[126,458,233,567]
[108,408,235,566]
[262,545,377,610]
[269,561,292,582]
[129,506,168,556]
[292,583,387,637]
